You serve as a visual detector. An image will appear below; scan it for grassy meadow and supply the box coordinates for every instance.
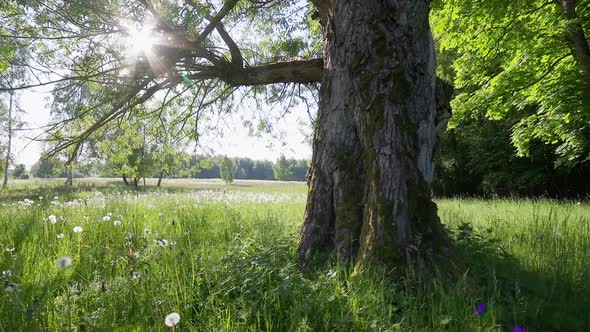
[0,179,589,331]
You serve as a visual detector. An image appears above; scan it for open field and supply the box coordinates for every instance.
[0,179,589,331]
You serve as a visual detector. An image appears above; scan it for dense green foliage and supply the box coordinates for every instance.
[431,0,590,197]
[219,156,236,183]
[0,182,588,331]
[12,164,25,178]
[272,155,293,181]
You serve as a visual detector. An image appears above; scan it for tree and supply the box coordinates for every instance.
[273,155,293,181]
[0,3,27,189]
[219,156,236,184]
[12,163,25,178]
[1,0,454,273]
[432,0,590,168]
[31,156,66,178]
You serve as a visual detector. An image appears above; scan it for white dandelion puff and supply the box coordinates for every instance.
[113,220,121,226]
[55,256,72,269]
[155,238,169,247]
[57,233,64,239]
[165,312,180,327]
[3,281,18,293]
[6,246,15,252]
[102,215,111,222]
[73,226,83,233]
[48,215,57,224]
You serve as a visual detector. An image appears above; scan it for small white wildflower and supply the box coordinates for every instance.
[107,212,113,216]
[143,228,151,235]
[113,220,121,226]
[110,260,115,266]
[6,246,15,252]
[2,270,12,277]
[155,238,169,247]
[73,226,83,233]
[39,196,43,200]
[440,315,452,326]
[48,215,57,224]
[55,256,72,269]
[57,233,64,239]
[131,271,142,280]
[164,312,180,327]
[3,281,18,293]
[102,215,111,222]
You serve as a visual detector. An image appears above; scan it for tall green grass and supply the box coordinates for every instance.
[0,183,588,331]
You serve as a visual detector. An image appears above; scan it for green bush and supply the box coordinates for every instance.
[19,172,31,179]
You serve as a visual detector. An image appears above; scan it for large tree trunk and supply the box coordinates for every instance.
[157,172,163,188]
[559,0,590,103]
[122,174,130,186]
[2,92,13,189]
[299,0,452,273]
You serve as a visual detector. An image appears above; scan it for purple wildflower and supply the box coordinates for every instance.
[475,303,487,315]
[512,327,526,332]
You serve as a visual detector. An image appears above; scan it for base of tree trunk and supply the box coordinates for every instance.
[298,0,456,276]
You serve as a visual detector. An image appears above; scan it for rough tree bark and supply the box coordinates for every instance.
[157,172,163,187]
[2,92,13,189]
[298,0,453,273]
[558,0,590,103]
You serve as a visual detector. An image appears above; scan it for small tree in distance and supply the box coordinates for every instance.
[219,156,236,184]
[12,163,25,178]
[273,155,293,181]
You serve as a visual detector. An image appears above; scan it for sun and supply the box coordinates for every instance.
[121,21,156,57]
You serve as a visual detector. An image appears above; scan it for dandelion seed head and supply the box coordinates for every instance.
[48,215,57,224]
[57,233,64,239]
[113,220,121,226]
[55,256,72,269]
[156,238,169,247]
[73,226,83,233]
[6,246,15,252]
[3,281,18,293]
[102,216,111,222]
[164,312,180,327]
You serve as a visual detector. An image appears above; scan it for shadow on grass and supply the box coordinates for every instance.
[452,222,590,331]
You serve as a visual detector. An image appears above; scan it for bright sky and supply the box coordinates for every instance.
[7,1,315,169]
[12,89,313,169]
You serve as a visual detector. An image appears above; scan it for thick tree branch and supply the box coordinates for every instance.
[224,59,324,85]
[192,0,240,44]
[215,22,244,68]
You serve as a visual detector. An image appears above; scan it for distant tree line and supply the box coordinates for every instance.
[28,154,311,182]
